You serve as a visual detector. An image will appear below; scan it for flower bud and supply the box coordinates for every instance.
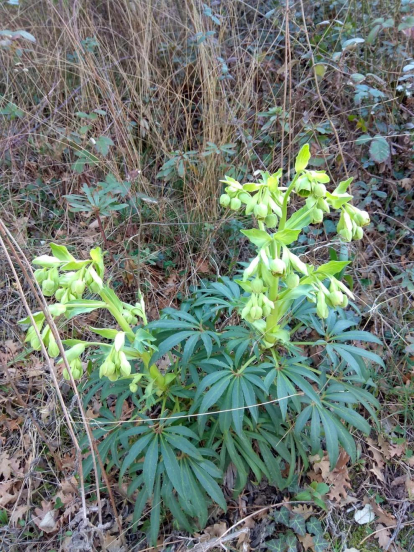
[329,290,344,307]
[339,227,352,242]
[239,192,251,204]
[251,278,264,293]
[250,305,263,320]
[71,279,86,297]
[30,334,42,351]
[65,343,86,362]
[263,304,272,317]
[311,208,324,224]
[269,258,286,276]
[230,197,241,210]
[34,269,48,284]
[316,291,329,319]
[129,382,138,393]
[220,194,231,207]
[353,208,370,227]
[313,183,326,198]
[119,352,131,377]
[69,358,83,379]
[317,198,330,213]
[63,368,70,380]
[353,226,363,240]
[341,295,349,308]
[243,256,260,280]
[48,338,60,358]
[254,203,268,219]
[55,288,65,302]
[285,273,300,289]
[264,214,278,228]
[295,176,312,197]
[42,278,58,296]
[227,186,239,198]
[89,281,101,294]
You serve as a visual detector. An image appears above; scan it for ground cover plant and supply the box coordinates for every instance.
[1,0,414,550]
[19,145,383,544]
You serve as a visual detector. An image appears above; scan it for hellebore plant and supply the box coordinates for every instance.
[21,145,382,543]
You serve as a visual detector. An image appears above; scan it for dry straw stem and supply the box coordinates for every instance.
[0,219,124,543]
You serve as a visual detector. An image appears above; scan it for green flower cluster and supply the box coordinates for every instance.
[62,343,86,380]
[220,144,370,339]
[219,170,284,229]
[32,244,105,303]
[98,332,132,382]
[24,304,66,357]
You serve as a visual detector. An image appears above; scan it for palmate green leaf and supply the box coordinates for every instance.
[231,379,244,435]
[190,460,227,511]
[330,404,371,435]
[150,475,161,546]
[181,460,208,526]
[164,434,202,460]
[152,330,196,361]
[161,438,184,497]
[333,331,382,344]
[310,407,321,454]
[335,343,384,368]
[120,431,153,477]
[163,483,194,533]
[318,408,339,468]
[144,435,159,496]
[132,485,148,527]
[200,374,232,413]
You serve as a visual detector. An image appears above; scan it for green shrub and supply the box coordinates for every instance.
[21,145,382,542]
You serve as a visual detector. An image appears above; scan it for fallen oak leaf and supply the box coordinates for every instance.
[298,533,315,551]
[10,504,29,526]
[374,524,392,549]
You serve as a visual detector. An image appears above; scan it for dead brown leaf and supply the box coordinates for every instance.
[10,504,29,526]
[366,498,396,526]
[375,524,392,549]
[292,504,315,520]
[311,451,351,502]
[298,533,315,551]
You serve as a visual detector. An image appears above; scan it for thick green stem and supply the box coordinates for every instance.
[279,174,300,230]
[99,288,135,342]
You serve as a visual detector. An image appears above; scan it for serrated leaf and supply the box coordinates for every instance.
[369,135,390,163]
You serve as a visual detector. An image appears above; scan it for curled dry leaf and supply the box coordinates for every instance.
[33,501,56,533]
[375,524,392,549]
